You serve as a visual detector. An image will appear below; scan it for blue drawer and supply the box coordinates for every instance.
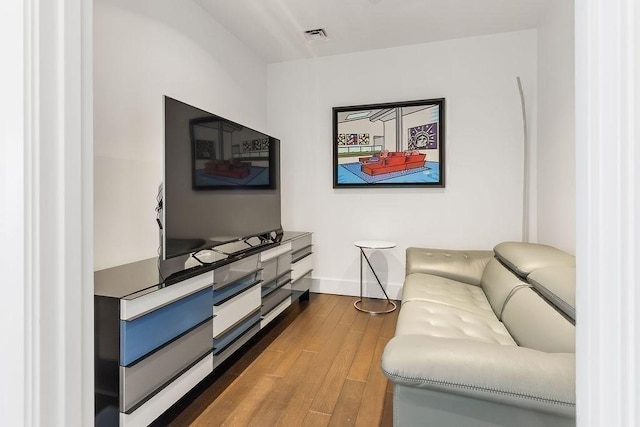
[120,288,213,366]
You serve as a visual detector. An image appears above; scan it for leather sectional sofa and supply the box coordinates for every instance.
[382,242,576,426]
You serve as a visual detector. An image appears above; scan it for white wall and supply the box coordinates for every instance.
[268,31,537,298]
[94,0,268,269]
[536,0,575,254]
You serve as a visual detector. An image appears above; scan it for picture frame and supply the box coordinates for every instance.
[332,98,445,188]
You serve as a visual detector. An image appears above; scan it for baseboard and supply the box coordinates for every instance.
[309,277,403,301]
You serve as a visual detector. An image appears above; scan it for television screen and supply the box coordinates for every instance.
[163,96,282,261]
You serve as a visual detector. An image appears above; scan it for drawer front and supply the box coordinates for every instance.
[261,258,277,283]
[214,254,260,290]
[119,353,213,427]
[262,284,292,315]
[292,271,313,300]
[277,252,292,273]
[120,320,212,413]
[120,271,213,320]
[213,322,261,369]
[291,234,312,254]
[261,297,291,328]
[291,253,314,283]
[212,271,260,305]
[120,288,213,366]
[292,271,313,291]
[292,245,312,263]
[212,284,261,338]
[262,271,292,296]
[213,308,261,353]
[260,242,292,263]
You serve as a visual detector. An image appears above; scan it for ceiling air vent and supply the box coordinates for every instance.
[303,28,328,42]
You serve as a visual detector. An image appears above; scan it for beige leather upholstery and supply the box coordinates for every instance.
[494,242,575,277]
[392,385,575,427]
[384,242,576,426]
[406,248,493,285]
[528,266,576,321]
[402,273,493,317]
[382,336,575,417]
[501,287,575,353]
[480,258,529,319]
[395,300,516,345]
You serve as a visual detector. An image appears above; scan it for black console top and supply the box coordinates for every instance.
[94,231,311,299]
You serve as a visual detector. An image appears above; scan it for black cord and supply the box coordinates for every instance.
[156,186,165,282]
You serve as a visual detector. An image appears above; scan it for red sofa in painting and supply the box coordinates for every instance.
[204,159,251,179]
[358,151,426,176]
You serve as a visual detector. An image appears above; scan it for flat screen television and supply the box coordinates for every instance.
[162,96,282,262]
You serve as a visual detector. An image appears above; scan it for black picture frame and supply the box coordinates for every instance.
[332,98,445,188]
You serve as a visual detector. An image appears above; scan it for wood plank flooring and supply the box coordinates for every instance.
[157,293,399,427]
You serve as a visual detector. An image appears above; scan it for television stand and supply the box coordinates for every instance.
[94,231,313,427]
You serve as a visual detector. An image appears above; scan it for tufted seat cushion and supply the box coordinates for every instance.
[402,273,494,319]
[395,300,517,346]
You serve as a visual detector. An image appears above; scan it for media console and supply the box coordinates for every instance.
[94,231,313,427]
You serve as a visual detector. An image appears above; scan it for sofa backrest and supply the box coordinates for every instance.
[489,242,576,354]
[480,258,529,318]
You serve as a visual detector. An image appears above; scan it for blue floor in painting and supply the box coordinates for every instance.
[338,161,440,184]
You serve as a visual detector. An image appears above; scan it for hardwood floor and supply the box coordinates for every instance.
[158,293,399,427]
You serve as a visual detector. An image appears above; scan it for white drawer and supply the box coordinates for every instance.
[291,253,313,283]
[212,284,261,338]
[260,242,292,262]
[260,297,291,328]
[120,271,213,321]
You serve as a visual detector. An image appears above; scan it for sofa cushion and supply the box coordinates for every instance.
[480,258,530,319]
[501,287,575,353]
[395,300,517,346]
[494,242,575,278]
[403,273,494,319]
[381,336,575,417]
[528,266,576,321]
[406,248,494,285]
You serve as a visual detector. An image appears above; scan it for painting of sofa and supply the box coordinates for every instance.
[332,98,445,188]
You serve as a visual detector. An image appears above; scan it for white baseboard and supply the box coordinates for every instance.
[309,277,403,301]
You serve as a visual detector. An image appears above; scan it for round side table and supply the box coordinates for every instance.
[353,240,397,314]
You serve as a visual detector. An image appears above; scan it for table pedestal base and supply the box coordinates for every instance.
[354,298,397,314]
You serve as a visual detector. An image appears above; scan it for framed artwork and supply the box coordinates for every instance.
[332,98,445,188]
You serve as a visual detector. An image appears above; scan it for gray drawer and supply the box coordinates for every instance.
[119,319,212,413]
[291,233,312,253]
[262,252,291,284]
[261,258,277,283]
[213,321,261,369]
[292,245,312,263]
[262,284,292,315]
[214,254,260,290]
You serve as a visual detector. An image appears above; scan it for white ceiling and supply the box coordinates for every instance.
[195,0,552,63]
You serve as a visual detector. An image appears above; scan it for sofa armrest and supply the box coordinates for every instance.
[381,335,575,417]
[406,247,494,285]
